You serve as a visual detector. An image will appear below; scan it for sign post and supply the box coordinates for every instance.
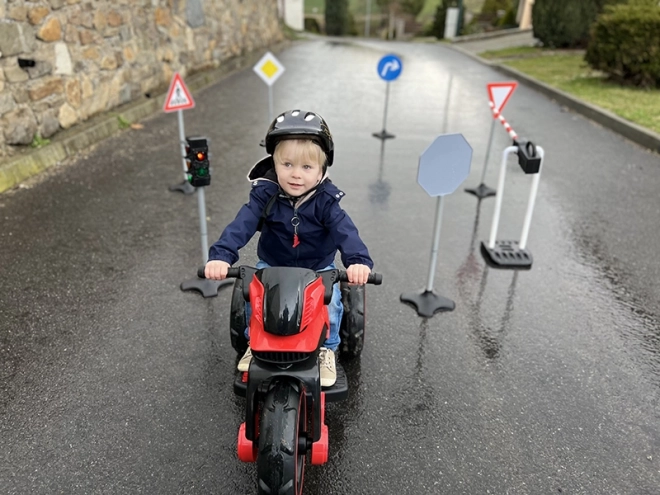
[400,133,473,318]
[253,52,285,146]
[373,54,402,140]
[465,81,517,199]
[164,73,197,195]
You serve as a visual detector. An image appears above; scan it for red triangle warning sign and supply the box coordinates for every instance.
[163,73,195,113]
[487,81,518,115]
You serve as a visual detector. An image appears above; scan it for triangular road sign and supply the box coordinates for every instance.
[163,73,195,113]
[487,81,518,115]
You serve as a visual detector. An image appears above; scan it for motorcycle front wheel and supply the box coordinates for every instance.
[257,380,307,495]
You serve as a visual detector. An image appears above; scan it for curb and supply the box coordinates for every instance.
[451,27,534,44]
[0,40,290,195]
[448,43,660,154]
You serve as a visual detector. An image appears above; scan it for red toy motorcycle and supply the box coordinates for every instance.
[210,265,381,494]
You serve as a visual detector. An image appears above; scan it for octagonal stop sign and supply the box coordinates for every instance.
[418,133,473,196]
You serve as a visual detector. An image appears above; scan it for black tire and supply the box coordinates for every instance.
[339,282,365,359]
[257,380,306,495]
[230,278,249,354]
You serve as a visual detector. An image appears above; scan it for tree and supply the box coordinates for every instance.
[326,0,350,36]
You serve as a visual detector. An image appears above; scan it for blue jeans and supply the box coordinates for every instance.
[244,260,343,352]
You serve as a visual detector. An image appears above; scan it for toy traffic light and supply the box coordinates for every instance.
[185,136,211,187]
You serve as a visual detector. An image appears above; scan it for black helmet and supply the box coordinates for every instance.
[265,110,334,166]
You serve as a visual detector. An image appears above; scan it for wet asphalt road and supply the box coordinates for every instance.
[1,39,659,494]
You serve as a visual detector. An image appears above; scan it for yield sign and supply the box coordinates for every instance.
[487,81,518,115]
[253,51,285,86]
[163,73,195,113]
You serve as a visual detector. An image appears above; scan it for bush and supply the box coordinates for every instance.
[585,1,660,88]
[304,17,321,34]
[532,0,625,48]
[481,0,515,26]
[325,0,349,35]
[498,5,518,28]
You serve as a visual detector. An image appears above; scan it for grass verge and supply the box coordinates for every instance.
[480,47,660,135]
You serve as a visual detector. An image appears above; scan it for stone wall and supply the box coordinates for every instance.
[0,0,283,157]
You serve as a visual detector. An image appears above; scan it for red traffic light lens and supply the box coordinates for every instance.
[196,152,206,161]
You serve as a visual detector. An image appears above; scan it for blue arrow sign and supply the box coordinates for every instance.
[377,54,402,82]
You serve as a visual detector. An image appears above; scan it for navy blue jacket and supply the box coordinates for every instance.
[208,157,373,271]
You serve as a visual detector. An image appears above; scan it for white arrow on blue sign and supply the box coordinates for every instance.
[377,54,402,82]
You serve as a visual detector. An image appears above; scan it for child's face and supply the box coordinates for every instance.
[274,140,324,197]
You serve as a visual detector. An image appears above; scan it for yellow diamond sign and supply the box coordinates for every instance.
[253,51,285,86]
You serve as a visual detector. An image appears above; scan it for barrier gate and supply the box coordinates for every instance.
[480,140,545,270]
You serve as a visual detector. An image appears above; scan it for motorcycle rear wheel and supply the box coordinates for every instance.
[257,380,306,495]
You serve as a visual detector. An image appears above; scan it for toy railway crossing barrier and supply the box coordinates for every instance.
[465,81,518,199]
[480,138,545,270]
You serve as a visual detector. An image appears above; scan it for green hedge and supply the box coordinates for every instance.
[325,0,349,35]
[532,0,625,48]
[585,1,660,88]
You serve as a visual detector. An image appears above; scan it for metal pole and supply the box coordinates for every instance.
[382,82,390,132]
[519,147,544,249]
[442,75,453,134]
[268,84,274,124]
[365,0,372,37]
[426,195,445,292]
[488,146,517,248]
[177,109,188,180]
[197,187,209,263]
[480,118,496,184]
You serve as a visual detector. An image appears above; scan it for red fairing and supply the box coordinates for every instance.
[250,276,329,353]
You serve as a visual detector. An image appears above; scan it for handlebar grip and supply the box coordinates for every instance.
[338,272,382,285]
[198,265,241,279]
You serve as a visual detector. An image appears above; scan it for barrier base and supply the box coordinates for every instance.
[180,278,233,298]
[169,180,195,195]
[465,183,496,199]
[480,241,533,269]
[372,129,395,140]
[400,289,455,318]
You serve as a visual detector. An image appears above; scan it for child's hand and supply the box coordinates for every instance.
[346,264,371,285]
[205,260,231,280]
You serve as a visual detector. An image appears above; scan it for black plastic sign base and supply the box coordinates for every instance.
[169,180,195,195]
[480,240,533,270]
[465,183,496,199]
[181,278,232,298]
[372,130,395,140]
[400,290,455,318]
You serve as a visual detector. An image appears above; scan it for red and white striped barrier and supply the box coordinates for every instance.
[489,101,518,141]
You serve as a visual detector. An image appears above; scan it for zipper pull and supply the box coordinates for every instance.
[291,214,300,248]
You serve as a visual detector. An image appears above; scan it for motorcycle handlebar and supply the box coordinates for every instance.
[198,266,382,285]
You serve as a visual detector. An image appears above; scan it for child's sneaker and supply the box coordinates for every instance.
[319,347,336,387]
[237,346,252,372]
